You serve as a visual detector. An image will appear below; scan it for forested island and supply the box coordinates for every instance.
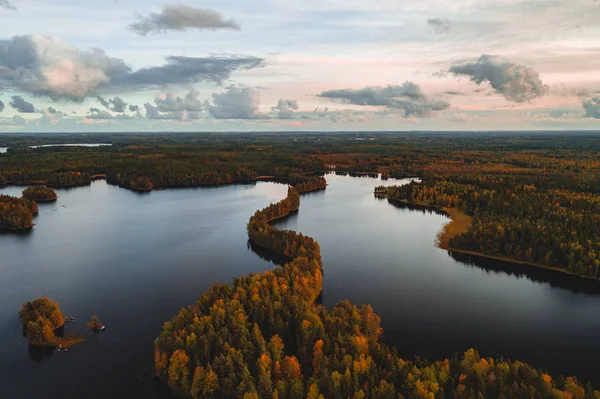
[22,186,58,202]
[154,176,599,398]
[0,194,37,231]
[19,297,65,346]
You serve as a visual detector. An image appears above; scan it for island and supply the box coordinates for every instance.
[0,195,37,231]
[18,297,83,348]
[154,178,598,398]
[22,186,58,202]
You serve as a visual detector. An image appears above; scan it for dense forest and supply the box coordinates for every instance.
[155,177,599,398]
[381,176,600,279]
[0,194,37,230]
[22,186,58,201]
[294,177,328,194]
[19,297,65,346]
[3,133,600,396]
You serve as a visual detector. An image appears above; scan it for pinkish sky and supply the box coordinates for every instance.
[0,0,599,132]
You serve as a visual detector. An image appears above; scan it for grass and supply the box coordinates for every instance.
[436,207,473,250]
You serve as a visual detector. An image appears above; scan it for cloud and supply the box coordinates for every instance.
[205,86,268,119]
[10,95,35,113]
[130,4,240,35]
[582,97,600,119]
[144,89,204,121]
[155,89,203,112]
[0,100,4,113]
[12,115,26,125]
[0,35,264,101]
[88,107,114,120]
[551,85,591,98]
[97,96,128,112]
[443,91,465,96]
[272,99,299,119]
[446,112,474,123]
[0,0,16,11]
[318,82,449,117]
[129,105,140,113]
[449,55,548,103]
[37,107,67,126]
[124,55,264,87]
[427,18,450,34]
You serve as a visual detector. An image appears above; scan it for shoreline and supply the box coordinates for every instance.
[386,197,600,283]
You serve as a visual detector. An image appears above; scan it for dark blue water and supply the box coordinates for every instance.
[1,174,599,398]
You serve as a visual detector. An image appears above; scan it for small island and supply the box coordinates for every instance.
[86,314,105,332]
[0,195,37,231]
[19,297,83,348]
[22,186,58,202]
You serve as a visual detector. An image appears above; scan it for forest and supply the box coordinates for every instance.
[0,194,37,231]
[22,186,58,201]
[19,297,65,346]
[154,176,600,399]
[381,176,600,279]
[3,133,600,396]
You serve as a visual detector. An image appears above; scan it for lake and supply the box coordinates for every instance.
[1,173,599,398]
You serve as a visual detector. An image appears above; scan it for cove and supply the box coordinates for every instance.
[1,174,600,398]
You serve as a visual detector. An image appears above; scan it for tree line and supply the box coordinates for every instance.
[382,176,600,279]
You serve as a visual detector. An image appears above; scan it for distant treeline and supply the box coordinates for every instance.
[154,177,599,398]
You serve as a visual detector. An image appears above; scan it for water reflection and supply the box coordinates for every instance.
[449,250,600,296]
[247,240,290,266]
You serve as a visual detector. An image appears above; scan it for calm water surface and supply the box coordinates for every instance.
[1,174,599,398]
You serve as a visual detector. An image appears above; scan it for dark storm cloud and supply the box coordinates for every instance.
[428,18,450,33]
[129,105,140,113]
[272,99,299,119]
[0,99,4,113]
[10,95,35,113]
[582,97,600,119]
[0,35,265,101]
[449,55,548,103]
[205,87,268,119]
[0,0,16,10]
[130,4,240,35]
[318,82,450,117]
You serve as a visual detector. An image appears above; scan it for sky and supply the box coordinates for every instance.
[0,0,599,132]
